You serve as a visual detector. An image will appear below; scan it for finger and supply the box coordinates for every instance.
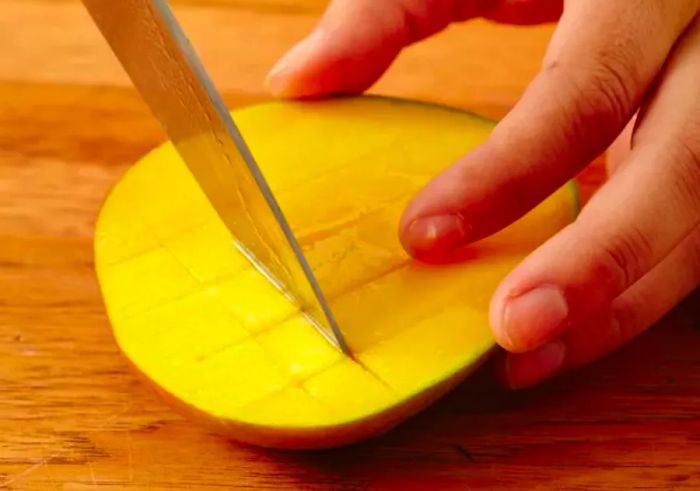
[265,0,563,98]
[490,16,700,353]
[400,0,698,259]
[485,0,563,25]
[500,224,700,389]
[606,112,636,175]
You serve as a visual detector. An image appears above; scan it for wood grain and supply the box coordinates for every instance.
[1,0,698,489]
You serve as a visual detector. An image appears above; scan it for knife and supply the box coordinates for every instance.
[82,0,350,354]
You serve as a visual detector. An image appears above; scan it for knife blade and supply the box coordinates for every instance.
[82,0,350,354]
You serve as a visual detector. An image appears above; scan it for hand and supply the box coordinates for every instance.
[266,0,700,389]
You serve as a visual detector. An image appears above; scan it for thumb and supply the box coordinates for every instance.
[265,0,562,98]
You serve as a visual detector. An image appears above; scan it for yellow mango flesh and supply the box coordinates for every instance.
[95,96,578,448]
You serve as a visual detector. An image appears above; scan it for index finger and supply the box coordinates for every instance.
[265,0,563,98]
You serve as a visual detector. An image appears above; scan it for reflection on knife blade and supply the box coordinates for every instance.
[82,0,350,354]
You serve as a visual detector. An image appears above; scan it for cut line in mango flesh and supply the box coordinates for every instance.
[95,96,578,449]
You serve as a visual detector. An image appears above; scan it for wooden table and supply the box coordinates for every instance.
[1,1,698,489]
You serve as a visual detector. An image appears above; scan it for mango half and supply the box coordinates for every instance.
[95,96,578,449]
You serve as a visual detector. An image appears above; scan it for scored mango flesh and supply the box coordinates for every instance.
[95,96,578,448]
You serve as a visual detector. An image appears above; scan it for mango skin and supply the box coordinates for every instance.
[95,96,578,449]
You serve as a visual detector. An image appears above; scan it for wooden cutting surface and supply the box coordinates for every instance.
[1,0,698,489]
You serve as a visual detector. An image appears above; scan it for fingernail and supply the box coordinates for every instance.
[505,340,566,389]
[265,30,323,96]
[502,286,568,352]
[403,215,469,256]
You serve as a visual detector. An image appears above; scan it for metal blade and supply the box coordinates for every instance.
[82,0,350,354]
